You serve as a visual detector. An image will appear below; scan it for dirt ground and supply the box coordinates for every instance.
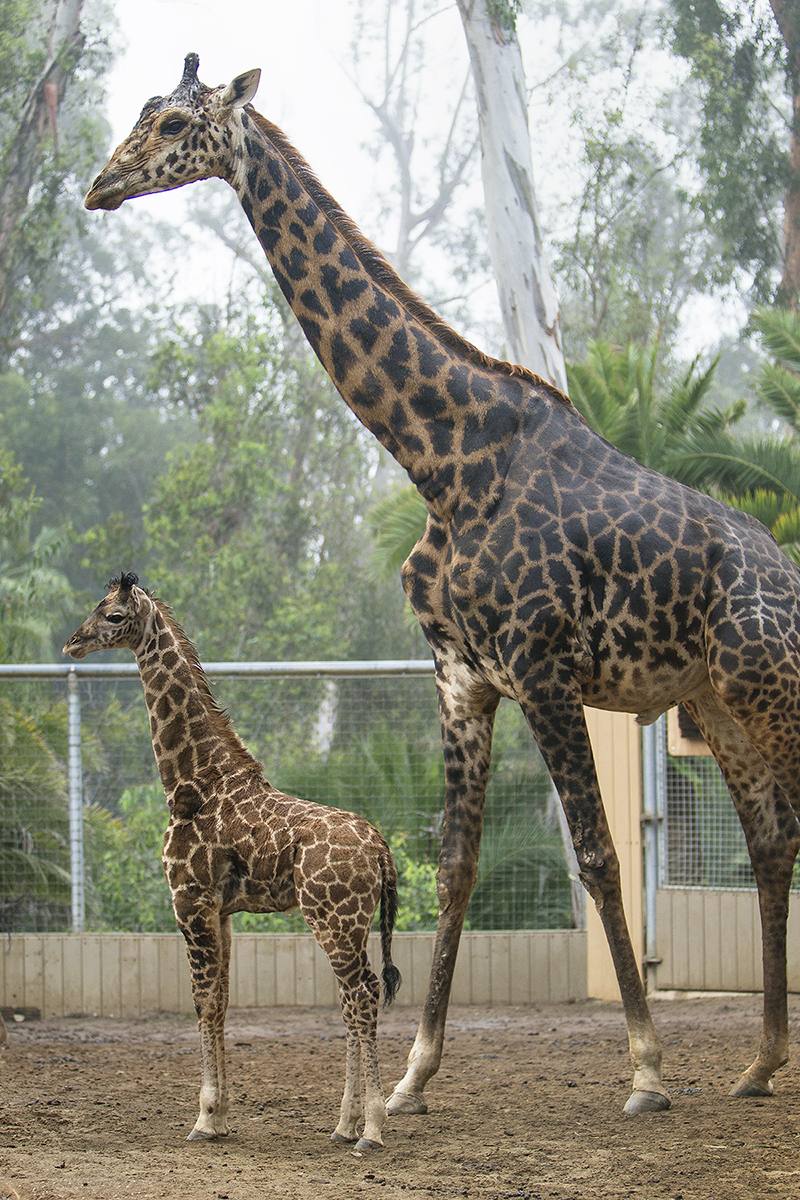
[2,994,800,1200]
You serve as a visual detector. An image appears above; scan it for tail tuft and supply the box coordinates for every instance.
[382,962,402,1007]
[379,842,402,1008]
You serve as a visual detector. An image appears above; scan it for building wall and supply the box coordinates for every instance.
[584,709,643,1001]
[656,890,800,993]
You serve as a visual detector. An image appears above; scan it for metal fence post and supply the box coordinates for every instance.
[67,669,85,932]
[641,715,665,992]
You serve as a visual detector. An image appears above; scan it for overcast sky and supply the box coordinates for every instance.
[97,0,735,358]
[96,0,491,329]
[104,1,469,226]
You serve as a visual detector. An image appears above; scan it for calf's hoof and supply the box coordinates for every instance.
[355,1136,383,1151]
[188,1125,229,1140]
[623,1089,671,1115]
[331,1131,357,1145]
[386,1089,427,1116]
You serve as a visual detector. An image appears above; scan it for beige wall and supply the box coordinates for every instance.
[0,930,587,1019]
[656,890,800,993]
[584,709,644,1001]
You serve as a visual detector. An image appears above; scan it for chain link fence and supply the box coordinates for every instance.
[0,662,576,935]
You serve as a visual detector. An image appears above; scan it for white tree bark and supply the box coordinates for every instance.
[455,0,567,392]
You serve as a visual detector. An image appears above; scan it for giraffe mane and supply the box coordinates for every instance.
[247,111,570,406]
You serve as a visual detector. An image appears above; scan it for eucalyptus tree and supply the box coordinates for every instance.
[668,0,800,310]
[456,0,566,387]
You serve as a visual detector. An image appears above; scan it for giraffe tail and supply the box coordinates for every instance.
[379,843,402,1008]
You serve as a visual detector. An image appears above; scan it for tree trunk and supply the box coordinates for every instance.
[455,0,566,391]
[0,0,85,319]
[769,0,800,311]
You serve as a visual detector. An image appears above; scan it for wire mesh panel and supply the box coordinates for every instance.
[661,730,764,891]
[0,665,576,934]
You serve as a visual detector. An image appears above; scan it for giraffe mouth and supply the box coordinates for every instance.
[62,637,89,659]
[84,185,126,211]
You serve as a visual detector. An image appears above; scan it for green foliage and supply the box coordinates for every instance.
[0,694,71,930]
[0,446,72,662]
[281,716,571,932]
[468,802,572,930]
[366,485,428,581]
[86,785,174,932]
[751,306,800,434]
[713,306,800,562]
[390,833,439,931]
[555,116,721,354]
[142,298,397,664]
[485,0,522,32]
[667,0,793,303]
[567,340,722,471]
[565,335,800,503]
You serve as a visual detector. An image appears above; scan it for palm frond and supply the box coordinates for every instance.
[752,306,800,371]
[366,485,428,579]
[756,363,800,432]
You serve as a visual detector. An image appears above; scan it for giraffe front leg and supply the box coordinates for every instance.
[176,904,232,1140]
[388,670,498,1116]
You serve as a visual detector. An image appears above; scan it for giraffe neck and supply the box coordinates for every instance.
[223,109,534,513]
[134,603,256,808]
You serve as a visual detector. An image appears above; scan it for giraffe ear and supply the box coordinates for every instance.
[130,584,151,616]
[218,68,260,110]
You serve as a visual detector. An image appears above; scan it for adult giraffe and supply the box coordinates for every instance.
[86,54,800,1117]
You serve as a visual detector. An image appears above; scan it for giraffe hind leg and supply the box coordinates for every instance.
[328,956,386,1149]
[686,691,800,1098]
[523,685,670,1114]
[331,1027,363,1144]
[300,878,388,1148]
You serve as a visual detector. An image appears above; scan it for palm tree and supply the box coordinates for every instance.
[713,308,800,564]
[566,340,723,473]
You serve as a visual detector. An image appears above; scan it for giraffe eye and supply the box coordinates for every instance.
[106,613,125,625]
[160,117,187,137]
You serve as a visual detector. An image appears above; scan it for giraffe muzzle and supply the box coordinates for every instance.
[84,176,127,211]
[62,635,89,659]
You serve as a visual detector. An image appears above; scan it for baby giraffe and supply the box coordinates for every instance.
[63,573,401,1150]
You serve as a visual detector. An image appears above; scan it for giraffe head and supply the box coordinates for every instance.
[63,572,155,659]
[84,53,261,211]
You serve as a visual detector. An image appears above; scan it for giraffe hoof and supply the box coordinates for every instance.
[355,1136,384,1151]
[623,1089,671,1115]
[731,1075,774,1098]
[386,1090,427,1116]
[188,1126,229,1140]
[331,1131,358,1145]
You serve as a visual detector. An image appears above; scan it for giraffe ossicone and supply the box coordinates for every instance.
[63,573,401,1150]
[86,54,800,1121]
